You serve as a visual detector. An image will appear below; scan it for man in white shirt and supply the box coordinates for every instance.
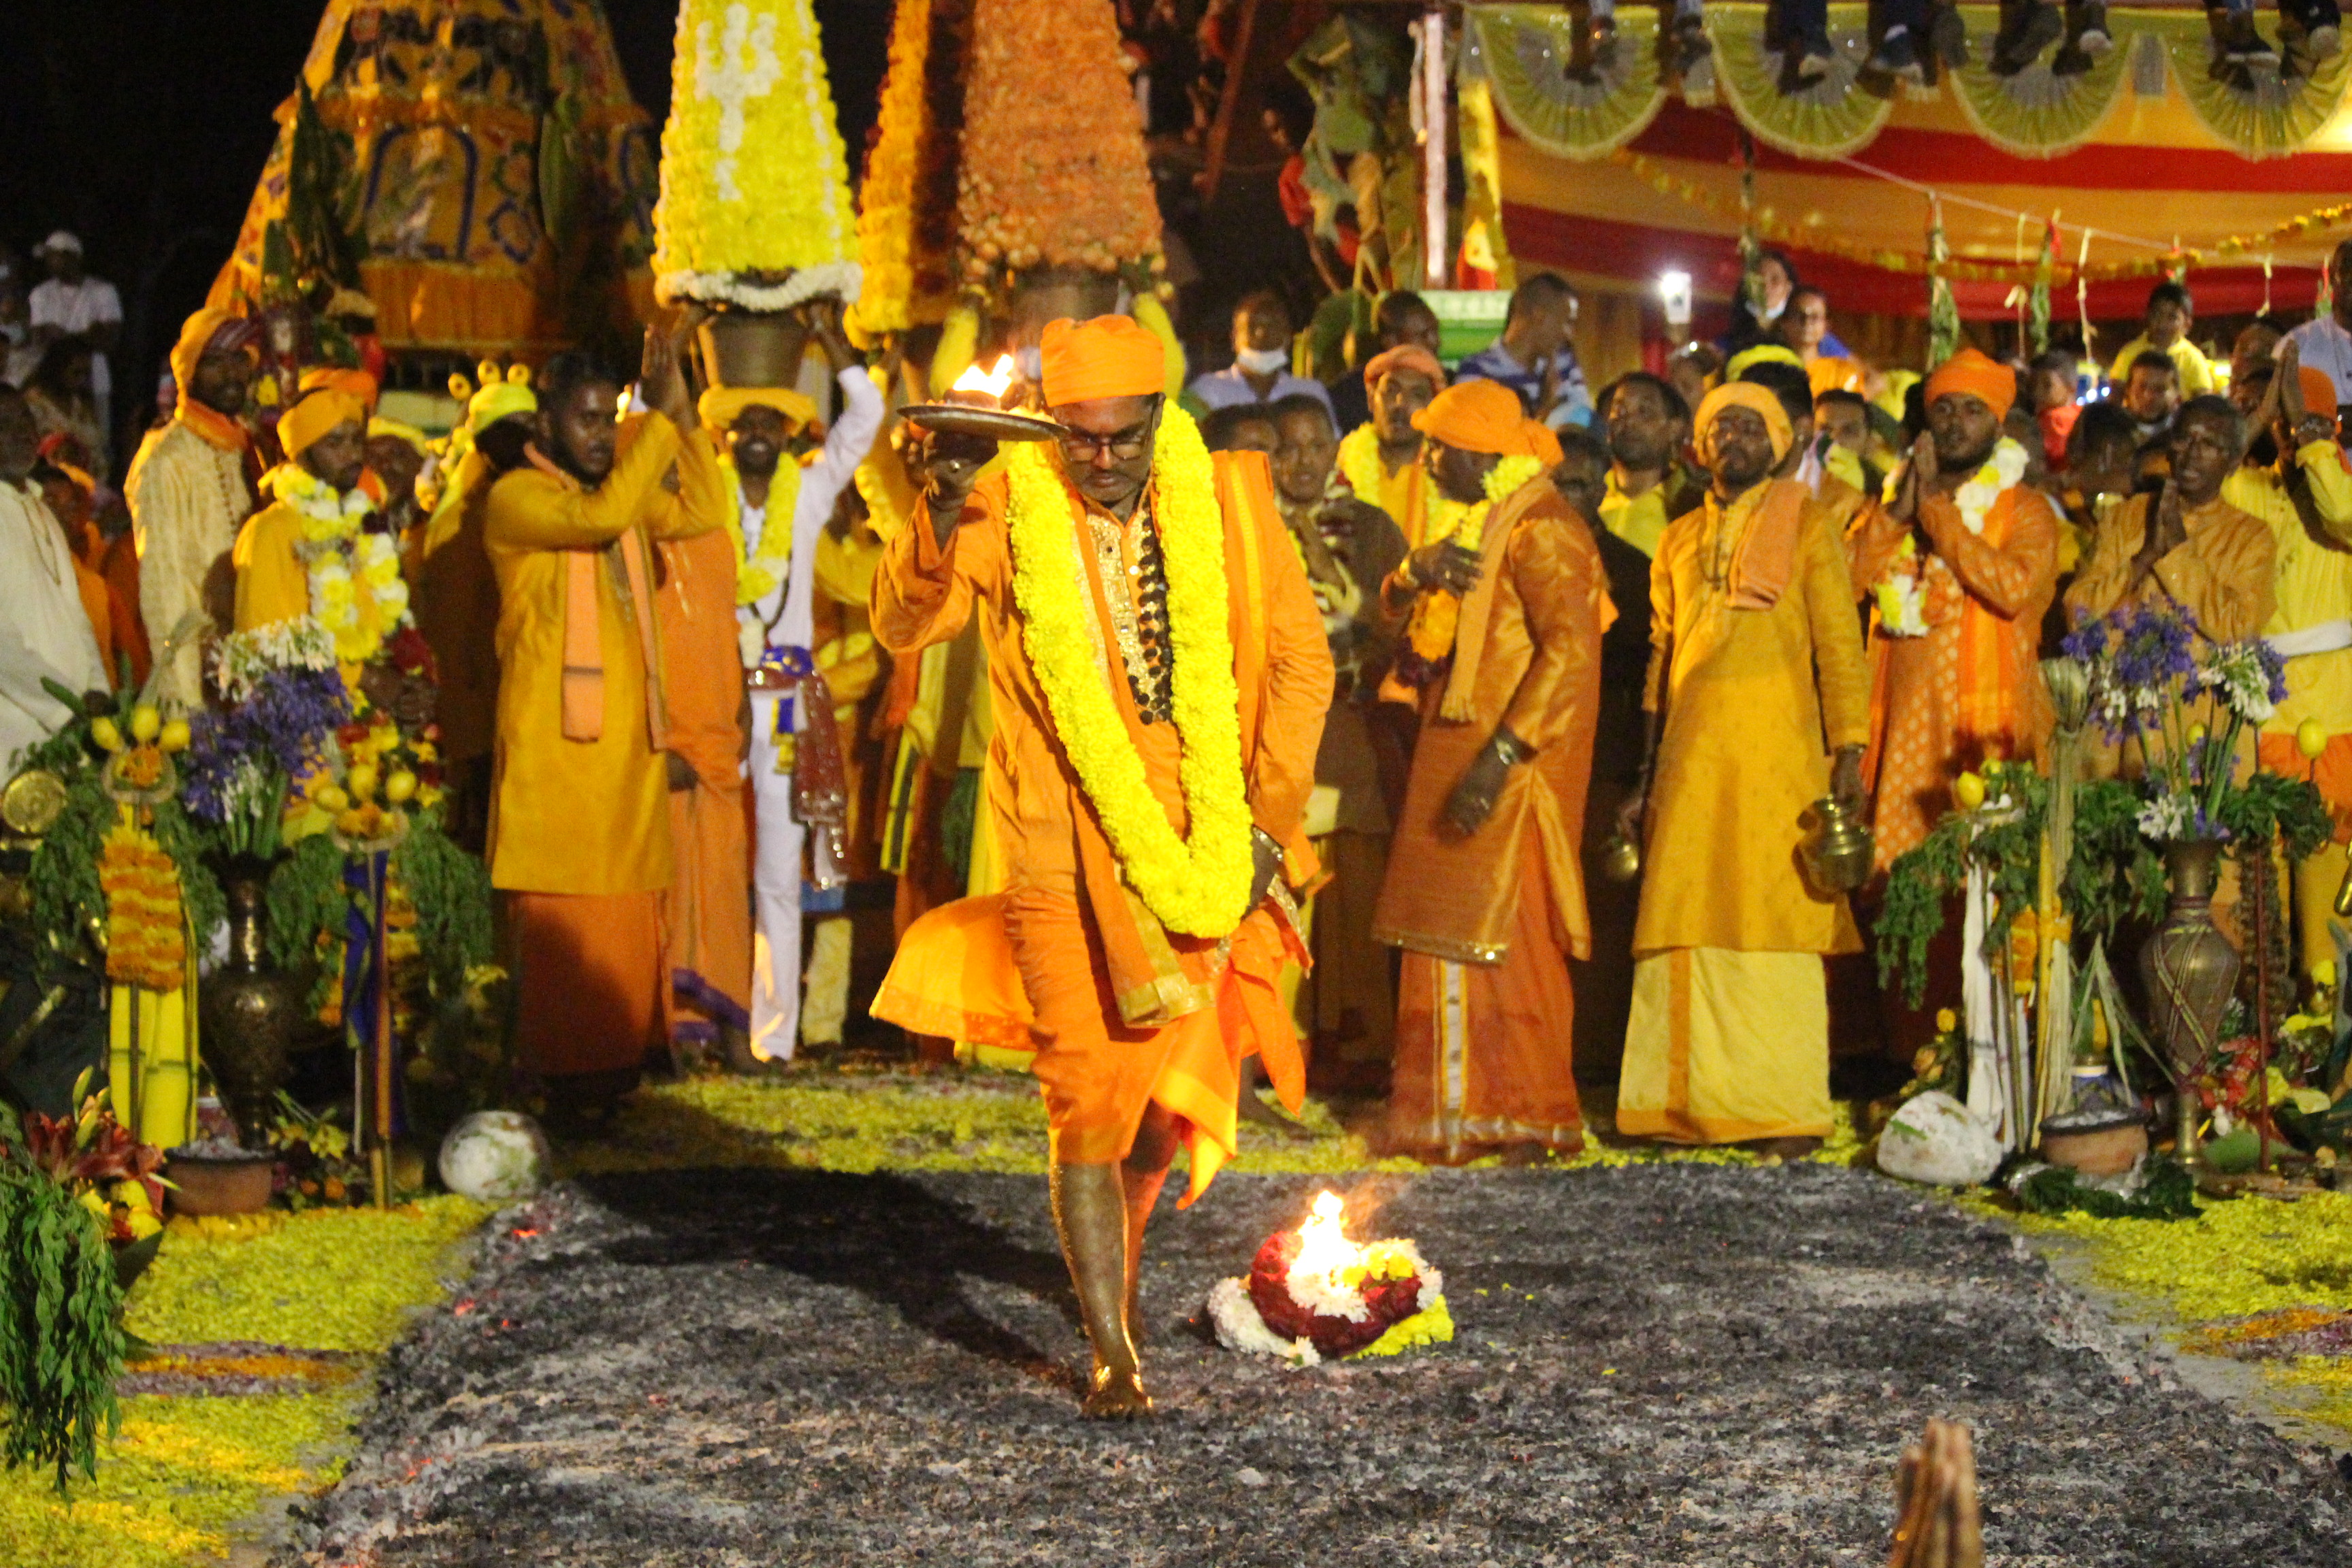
[720,305,883,1062]
[2288,238,2352,418]
[0,384,109,776]
[1185,290,1336,420]
[27,233,122,452]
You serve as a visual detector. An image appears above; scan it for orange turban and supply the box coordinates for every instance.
[298,365,379,414]
[1365,344,1446,393]
[1924,348,2018,423]
[1412,378,1561,463]
[1040,315,1166,407]
[167,306,257,394]
[278,387,366,459]
[1694,382,1794,466]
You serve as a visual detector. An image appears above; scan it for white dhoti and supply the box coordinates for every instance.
[748,688,806,1060]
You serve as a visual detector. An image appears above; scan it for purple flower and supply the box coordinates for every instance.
[181,668,351,827]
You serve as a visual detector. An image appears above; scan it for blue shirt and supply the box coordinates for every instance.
[1186,366,1337,419]
[1452,340,1595,429]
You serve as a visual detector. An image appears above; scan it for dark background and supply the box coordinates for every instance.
[1,0,892,433]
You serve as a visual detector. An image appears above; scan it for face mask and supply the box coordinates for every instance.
[1235,346,1289,375]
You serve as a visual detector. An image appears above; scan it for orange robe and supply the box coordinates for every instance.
[1373,484,1607,1156]
[2063,491,2276,641]
[483,415,723,1083]
[655,524,753,1047]
[868,449,1331,1198]
[414,449,506,770]
[1848,485,2059,868]
[97,534,148,689]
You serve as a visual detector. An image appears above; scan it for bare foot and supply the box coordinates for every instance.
[1081,1361,1155,1420]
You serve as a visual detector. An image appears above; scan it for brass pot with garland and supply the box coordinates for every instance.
[2138,838,2238,1168]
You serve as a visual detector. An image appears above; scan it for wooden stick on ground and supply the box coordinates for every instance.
[1888,1418,1984,1568]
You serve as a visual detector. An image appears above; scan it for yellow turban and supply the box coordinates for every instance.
[1725,343,1803,380]
[1694,382,1794,466]
[1040,315,1166,407]
[298,365,380,414]
[367,416,430,455]
[167,306,257,394]
[1924,348,2017,423]
[698,385,818,431]
[1412,378,1562,463]
[278,387,366,460]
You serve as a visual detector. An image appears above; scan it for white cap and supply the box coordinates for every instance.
[39,231,82,257]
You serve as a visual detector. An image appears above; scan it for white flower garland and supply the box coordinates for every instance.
[263,463,412,665]
[1872,438,2028,640]
[213,618,338,701]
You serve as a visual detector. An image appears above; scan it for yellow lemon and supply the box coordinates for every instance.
[1935,1007,1959,1033]
[1981,757,2005,777]
[346,763,379,801]
[1953,772,1987,811]
[384,770,418,804]
[2297,717,2328,760]
[2186,722,2208,749]
[90,715,123,752]
[129,704,161,743]
[314,783,350,813]
[159,717,192,753]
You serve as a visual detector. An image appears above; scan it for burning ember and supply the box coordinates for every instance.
[1207,1189,1452,1367]
[945,353,1017,406]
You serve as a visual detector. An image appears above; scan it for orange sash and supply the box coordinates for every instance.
[529,445,670,750]
[1721,479,1810,611]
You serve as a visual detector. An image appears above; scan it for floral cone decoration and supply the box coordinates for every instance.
[654,0,862,311]
[956,0,1162,284]
[847,0,975,340]
[1209,1192,1454,1367]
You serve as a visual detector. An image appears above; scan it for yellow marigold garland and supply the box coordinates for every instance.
[1401,454,1547,668]
[99,822,186,992]
[719,452,805,607]
[1336,423,1389,508]
[1003,406,1253,937]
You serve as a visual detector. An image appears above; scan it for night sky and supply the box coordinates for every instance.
[1,0,889,414]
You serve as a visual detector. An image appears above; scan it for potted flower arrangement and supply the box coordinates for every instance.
[2061,603,2332,1164]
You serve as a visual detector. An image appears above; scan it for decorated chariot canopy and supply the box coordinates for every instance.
[209,0,660,354]
[1474,1,2352,316]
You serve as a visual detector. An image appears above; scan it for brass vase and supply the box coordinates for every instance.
[196,859,307,1150]
[695,309,810,390]
[1798,796,1874,895]
[2138,838,2238,1168]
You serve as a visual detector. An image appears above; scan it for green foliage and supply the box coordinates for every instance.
[2220,769,2335,862]
[0,1166,126,1492]
[392,821,495,991]
[265,835,348,973]
[2015,1154,2198,1221]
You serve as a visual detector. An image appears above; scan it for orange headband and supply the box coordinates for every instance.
[1924,347,2018,423]
[278,388,366,460]
[1411,378,1559,461]
[1695,382,1794,466]
[1040,315,1166,407]
[1365,344,1446,393]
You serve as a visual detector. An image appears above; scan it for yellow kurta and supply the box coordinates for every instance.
[1599,467,1671,559]
[483,414,723,895]
[1618,486,1871,1147]
[2063,491,2276,642]
[1631,491,1872,958]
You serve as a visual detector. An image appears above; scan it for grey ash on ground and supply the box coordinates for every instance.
[279,1164,2351,1567]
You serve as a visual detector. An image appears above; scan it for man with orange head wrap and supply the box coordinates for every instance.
[1614,381,1872,1155]
[1371,380,1607,1160]
[1847,346,2060,869]
[126,306,261,702]
[869,314,1330,1418]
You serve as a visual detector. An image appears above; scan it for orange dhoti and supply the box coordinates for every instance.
[507,890,666,1085]
[1386,817,1584,1156]
[664,783,752,1045]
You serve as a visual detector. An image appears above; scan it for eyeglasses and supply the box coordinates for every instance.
[1056,423,1154,462]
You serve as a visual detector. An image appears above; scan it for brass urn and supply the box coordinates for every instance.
[1599,832,1643,884]
[2140,837,2238,1168]
[1799,796,1874,895]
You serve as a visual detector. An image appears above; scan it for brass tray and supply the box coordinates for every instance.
[898,404,1062,442]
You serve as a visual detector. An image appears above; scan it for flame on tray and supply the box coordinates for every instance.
[949,355,1016,401]
[1288,1190,1364,1284]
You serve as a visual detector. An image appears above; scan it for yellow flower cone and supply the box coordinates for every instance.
[848,0,970,339]
[655,0,862,310]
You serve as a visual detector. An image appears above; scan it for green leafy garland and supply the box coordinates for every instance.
[1878,768,2166,1008]
[266,815,494,1006]
[2015,1155,2198,1222]
[0,1162,126,1493]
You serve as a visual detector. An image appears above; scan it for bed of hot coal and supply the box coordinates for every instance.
[276,1164,2351,1567]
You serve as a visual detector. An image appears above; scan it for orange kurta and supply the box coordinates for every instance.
[1848,485,2060,868]
[1375,485,1608,1157]
[2063,491,2277,642]
[414,449,506,769]
[99,533,150,689]
[484,414,723,1082]
[868,446,1332,1197]
[655,524,752,1044]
